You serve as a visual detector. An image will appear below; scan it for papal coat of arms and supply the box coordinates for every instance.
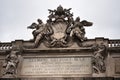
[27,5,93,48]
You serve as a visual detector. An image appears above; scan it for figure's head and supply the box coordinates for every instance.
[47,19,52,23]
[75,17,80,21]
[57,5,64,12]
[37,19,42,24]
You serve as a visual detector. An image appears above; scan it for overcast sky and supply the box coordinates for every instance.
[0,0,120,42]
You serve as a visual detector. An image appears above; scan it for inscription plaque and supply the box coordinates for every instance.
[20,56,92,77]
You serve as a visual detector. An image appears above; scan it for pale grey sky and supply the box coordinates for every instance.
[0,0,120,42]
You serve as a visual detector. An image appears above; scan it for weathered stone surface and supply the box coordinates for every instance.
[0,5,120,79]
[0,60,3,77]
[20,57,92,77]
[115,58,120,74]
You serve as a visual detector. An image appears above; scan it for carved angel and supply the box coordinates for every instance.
[92,43,106,73]
[28,19,47,47]
[3,50,19,75]
[67,17,93,41]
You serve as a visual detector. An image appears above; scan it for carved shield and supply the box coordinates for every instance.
[51,22,67,39]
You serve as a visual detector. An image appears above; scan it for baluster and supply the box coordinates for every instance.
[110,41,112,47]
[0,45,2,50]
[108,44,110,47]
[0,44,12,50]
[116,41,119,47]
[114,41,116,47]
[111,42,114,47]
[9,46,12,49]
[6,45,9,50]
[118,42,120,47]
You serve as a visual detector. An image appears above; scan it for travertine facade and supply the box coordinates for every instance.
[0,6,120,80]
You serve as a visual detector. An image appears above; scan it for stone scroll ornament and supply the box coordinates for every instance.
[27,5,93,48]
[2,48,19,78]
[92,43,106,74]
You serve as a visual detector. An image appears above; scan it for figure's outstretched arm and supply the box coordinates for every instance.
[81,20,93,26]
[48,9,55,13]
[27,23,37,29]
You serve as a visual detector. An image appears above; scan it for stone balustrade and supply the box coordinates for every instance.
[0,43,12,50]
[108,40,120,47]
